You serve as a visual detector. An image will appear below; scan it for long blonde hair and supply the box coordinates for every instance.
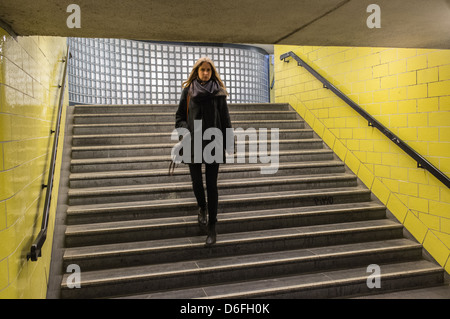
[182,57,228,95]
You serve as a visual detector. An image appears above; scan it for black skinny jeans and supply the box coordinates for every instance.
[188,163,219,224]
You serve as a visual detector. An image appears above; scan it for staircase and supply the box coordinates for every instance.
[53,102,444,299]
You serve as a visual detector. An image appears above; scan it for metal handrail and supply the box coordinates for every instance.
[280,51,450,188]
[27,45,71,262]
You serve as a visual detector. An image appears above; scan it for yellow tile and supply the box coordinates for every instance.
[418,127,439,141]
[0,201,5,230]
[398,100,417,113]
[419,184,440,201]
[398,127,417,141]
[373,89,389,103]
[381,75,397,89]
[0,169,14,201]
[333,138,347,161]
[386,194,408,223]
[373,64,389,78]
[390,87,407,100]
[380,152,398,166]
[397,71,416,87]
[439,64,450,81]
[322,128,336,149]
[408,113,428,127]
[358,164,374,188]
[429,142,450,157]
[374,164,390,178]
[429,111,450,126]
[409,196,429,213]
[427,50,450,68]
[397,48,417,60]
[407,55,427,71]
[407,84,428,99]
[390,114,407,127]
[380,49,398,64]
[0,257,8,291]
[408,168,428,184]
[371,178,390,204]
[417,97,439,112]
[345,151,361,174]
[389,60,406,75]
[0,114,12,142]
[404,210,428,243]
[441,127,450,142]
[419,212,440,230]
[365,54,380,68]
[429,80,450,97]
[0,144,3,171]
[429,200,450,218]
[423,231,450,267]
[391,167,408,181]
[418,67,439,84]
[399,181,418,196]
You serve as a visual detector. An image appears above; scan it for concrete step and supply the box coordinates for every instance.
[62,219,404,272]
[70,149,335,173]
[72,120,307,135]
[60,239,426,299]
[68,161,346,188]
[65,187,373,225]
[72,103,292,114]
[73,111,300,124]
[71,138,321,159]
[67,173,358,205]
[127,260,443,299]
[64,202,387,247]
[71,128,311,146]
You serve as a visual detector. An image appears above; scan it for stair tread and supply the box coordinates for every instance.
[70,148,333,164]
[73,110,297,116]
[71,137,317,150]
[72,128,312,139]
[130,260,442,299]
[63,219,401,260]
[73,118,305,127]
[66,186,371,214]
[65,202,386,236]
[69,160,345,180]
[68,173,356,196]
[61,238,421,288]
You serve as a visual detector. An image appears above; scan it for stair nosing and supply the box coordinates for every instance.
[69,160,345,180]
[66,186,371,214]
[67,173,357,197]
[65,202,386,236]
[70,148,333,165]
[60,239,421,288]
[62,219,403,260]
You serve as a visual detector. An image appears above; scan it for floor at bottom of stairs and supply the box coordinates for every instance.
[352,283,450,299]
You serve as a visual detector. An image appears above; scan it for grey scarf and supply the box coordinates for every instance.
[189,79,227,100]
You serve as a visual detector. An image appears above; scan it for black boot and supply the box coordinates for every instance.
[198,207,207,226]
[205,223,216,246]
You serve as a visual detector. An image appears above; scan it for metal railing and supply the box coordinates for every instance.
[27,46,71,262]
[280,51,450,188]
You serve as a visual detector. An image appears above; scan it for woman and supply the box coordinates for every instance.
[175,57,232,246]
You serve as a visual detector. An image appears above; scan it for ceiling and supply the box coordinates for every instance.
[1,0,449,49]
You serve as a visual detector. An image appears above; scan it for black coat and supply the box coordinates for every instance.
[175,86,233,164]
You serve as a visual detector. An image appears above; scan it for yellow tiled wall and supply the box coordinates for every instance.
[275,45,450,274]
[0,28,68,298]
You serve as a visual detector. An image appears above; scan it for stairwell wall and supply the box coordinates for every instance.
[274,45,450,274]
[0,27,68,298]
